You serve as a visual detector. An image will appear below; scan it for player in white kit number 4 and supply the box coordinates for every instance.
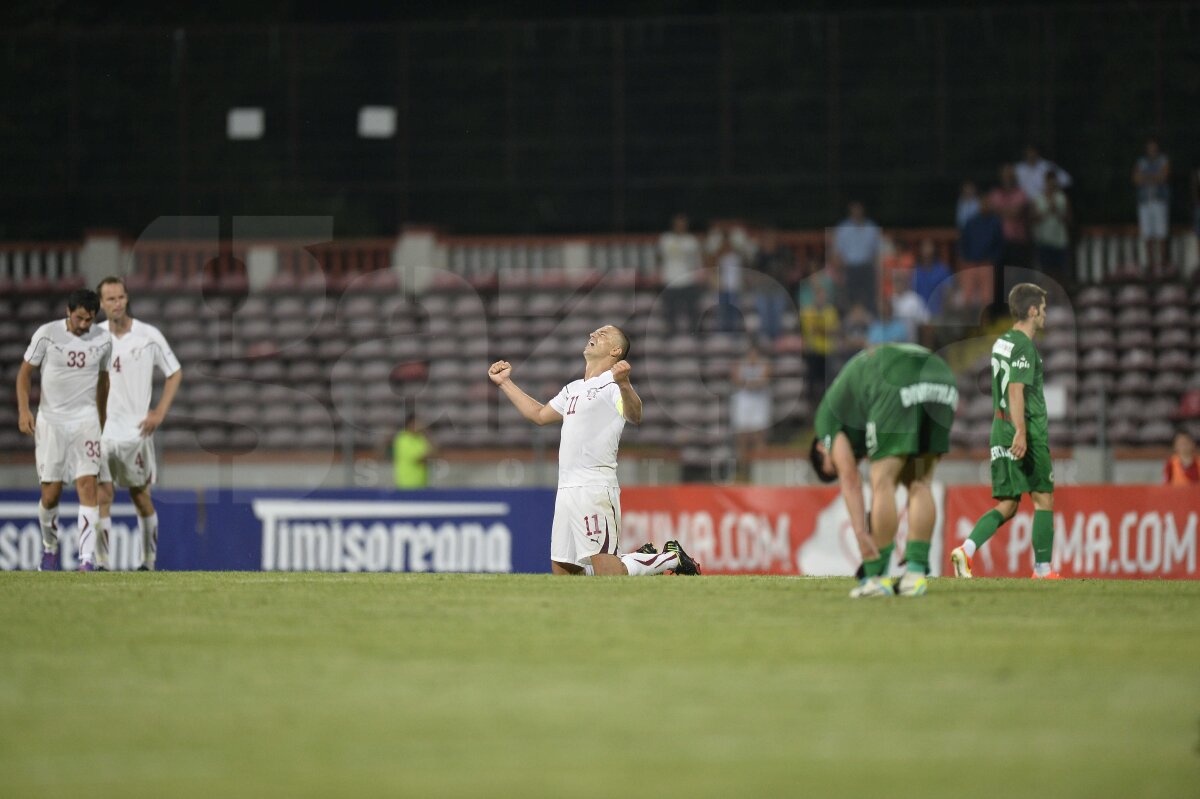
[94,277,183,571]
[489,325,700,576]
[16,289,113,571]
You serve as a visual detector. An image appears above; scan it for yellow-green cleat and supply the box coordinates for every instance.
[897,572,928,596]
[849,576,893,598]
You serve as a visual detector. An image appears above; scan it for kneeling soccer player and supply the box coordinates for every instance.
[488,324,700,576]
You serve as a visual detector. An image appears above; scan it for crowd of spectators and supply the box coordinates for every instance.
[658,137,1196,466]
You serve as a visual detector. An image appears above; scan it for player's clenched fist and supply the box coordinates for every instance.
[488,360,512,385]
[18,409,35,436]
[611,360,632,384]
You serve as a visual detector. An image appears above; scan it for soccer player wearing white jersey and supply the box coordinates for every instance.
[16,289,112,571]
[489,325,701,576]
[95,277,183,571]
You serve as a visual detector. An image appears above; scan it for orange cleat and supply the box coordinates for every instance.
[1030,571,1064,579]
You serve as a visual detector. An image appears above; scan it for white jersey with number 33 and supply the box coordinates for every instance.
[98,319,181,442]
[23,320,112,425]
[549,370,626,489]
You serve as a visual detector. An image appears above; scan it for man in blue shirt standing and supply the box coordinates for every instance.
[959,195,1004,308]
[1133,138,1170,274]
[832,201,882,314]
[911,239,952,316]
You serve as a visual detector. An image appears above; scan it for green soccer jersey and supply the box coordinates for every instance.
[814,344,956,460]
[989,328,1047,444]
[814,350,870,458]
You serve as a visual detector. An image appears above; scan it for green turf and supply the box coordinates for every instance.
[2,573,1198,798]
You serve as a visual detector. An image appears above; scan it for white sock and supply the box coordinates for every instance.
[582,563,595,576]
[139,513,159,568]
[78,505,99,565]
[620,550,680,576]
[38,502,60,553]
[97,516,112,569]
[961,540,977,558]
[1033,561,1051,577]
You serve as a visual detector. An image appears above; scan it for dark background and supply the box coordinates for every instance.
[2,1,1197,238]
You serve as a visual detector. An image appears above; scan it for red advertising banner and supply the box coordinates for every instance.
[942,486,1200,579]
[620,485,946,576]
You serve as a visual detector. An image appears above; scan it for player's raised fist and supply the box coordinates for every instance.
[488,360,512,385]
[611,360,632,383]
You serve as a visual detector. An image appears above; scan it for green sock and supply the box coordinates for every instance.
[1032,509,1054,564]
[865,543,895,578]
[905,540,930,574]
[968,509,1008,550]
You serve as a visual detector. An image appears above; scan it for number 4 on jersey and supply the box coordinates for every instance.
[112,356,121,373]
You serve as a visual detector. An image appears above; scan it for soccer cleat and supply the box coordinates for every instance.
[950,546,973,578]
[849,576,893,598]
[897,572,928,596]
[634,543,658,555]
[663,540,701,575]
[39,551,58,572]
[137,564,152,572]
[1030,570,1063,579]
[78,561,95,572]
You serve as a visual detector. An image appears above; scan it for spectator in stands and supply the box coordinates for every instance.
[891,270,931,345]
[1163,429,1200,486]
[658,213,703,335]
[867,296,910,345]
[1015,144,1072,198]
[958,194,1004,307]
[878,236,915,309]
[838,302,873,363]
[393,413,435,489]
[1133,137,1171,273]
[749,230,794,342]
[832,201,882,314]
[912,239,952,316]
[799,281,840,408]
[1032,171,1072,288]
[713,236,744,332]
[990,164,1031,268]
[730,341,773,481]
[957,181,980,230]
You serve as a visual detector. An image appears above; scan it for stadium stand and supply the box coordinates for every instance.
[2,227,1199,459]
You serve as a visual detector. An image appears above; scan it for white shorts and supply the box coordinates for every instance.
[35,415,102,484]
[1138,200,1168,240]
[731,390,771,433]
[99,436,157,488]
[550,485,622,567]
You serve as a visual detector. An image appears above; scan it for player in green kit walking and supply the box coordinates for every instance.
[951,283,1060,579]
[810,343,959,597]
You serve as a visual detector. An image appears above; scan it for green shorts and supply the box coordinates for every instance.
[865,385,957,461]
[990,438,1055,498]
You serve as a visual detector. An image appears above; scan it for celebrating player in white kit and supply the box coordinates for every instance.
[16,289,112,571]
[95,277,183,571]
[488,325,700,576]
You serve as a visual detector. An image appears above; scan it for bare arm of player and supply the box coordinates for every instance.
[97,371,109,430]
[16,361,36,435]
[141,369,183,437]
[488,360,563,426]
[833,432,878,561]
[611,361,642,424]
[1007,381,1027,460]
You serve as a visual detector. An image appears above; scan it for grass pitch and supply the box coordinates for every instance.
[2,573,1198,798]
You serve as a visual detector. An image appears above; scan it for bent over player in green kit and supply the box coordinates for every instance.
[951,282,1060,579]
[810,343,959,597]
